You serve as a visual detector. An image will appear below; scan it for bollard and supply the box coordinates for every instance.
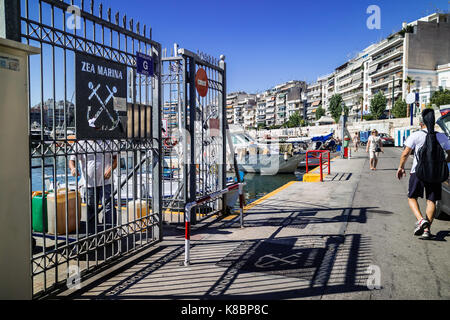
[238,183,245,228]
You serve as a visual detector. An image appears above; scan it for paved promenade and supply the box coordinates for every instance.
[59,148,450,300]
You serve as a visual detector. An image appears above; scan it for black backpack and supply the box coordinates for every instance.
[415,130,449,184]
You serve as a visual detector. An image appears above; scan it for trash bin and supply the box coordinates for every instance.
[46,189,81,235]
[32,191,48,233]
[126,199,150,232]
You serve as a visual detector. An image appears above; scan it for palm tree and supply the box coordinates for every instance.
[357,95,364,121]
[404,76,415,117]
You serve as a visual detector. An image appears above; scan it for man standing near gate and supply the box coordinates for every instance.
[397,109,450,239]
[69,140,118,235]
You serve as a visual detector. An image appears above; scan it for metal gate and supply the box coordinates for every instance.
[20,0,162,298]
[161,45,227,225]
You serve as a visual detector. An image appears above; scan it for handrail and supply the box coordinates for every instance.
[183,182,246,266]
[305,150,331,182]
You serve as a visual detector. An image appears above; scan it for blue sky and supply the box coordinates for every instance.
[102,0,450,93]
[25,0,450,106]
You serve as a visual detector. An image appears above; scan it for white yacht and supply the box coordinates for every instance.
[229,125,304,175]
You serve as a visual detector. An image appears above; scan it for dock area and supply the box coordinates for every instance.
[58,148,450,300]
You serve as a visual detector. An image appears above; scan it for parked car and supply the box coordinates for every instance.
[435,111,450,219]
[379,133,395,146]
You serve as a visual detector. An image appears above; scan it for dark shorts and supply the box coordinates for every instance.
[408,173,442,202]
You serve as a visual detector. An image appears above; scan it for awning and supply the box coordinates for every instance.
[368,64,379,74]
[352,60,364,71]
[339,77,353,86]
[311,100,321,107]
[352,73,363,82]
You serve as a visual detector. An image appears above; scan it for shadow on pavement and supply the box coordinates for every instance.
[62,206,376,300]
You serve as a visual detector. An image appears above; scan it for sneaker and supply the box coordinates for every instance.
[420,230,433,240]
[414,218,430,236]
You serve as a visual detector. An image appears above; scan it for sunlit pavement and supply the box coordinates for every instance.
[58,147,450,300]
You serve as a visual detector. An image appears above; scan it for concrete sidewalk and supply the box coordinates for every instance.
[59,148,450,300]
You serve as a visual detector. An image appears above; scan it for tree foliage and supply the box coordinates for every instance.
[370,91,387,119]
[329,94,348,123]
[430,88,450,108]
[315,105,325,121]
[282,111,302,128]
[392,98,407,118]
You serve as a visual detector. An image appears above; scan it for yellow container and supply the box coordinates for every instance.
[46,189,82,235]
[126,200,150,232]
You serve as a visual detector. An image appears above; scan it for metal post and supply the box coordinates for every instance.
[391,76,395,119]
[328,151,331,175]
[188,57,197,225]
[0,0,21,41]
[306,151,309,173]
[238,182,244,228]
[410,104,414,126]
[319,153,323,182]
[340,115,345,159]
[184,203,191,266]
[218,56,227,215]
[152,44,163,241]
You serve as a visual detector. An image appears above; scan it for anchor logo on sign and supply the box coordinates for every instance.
[86,81,121,131]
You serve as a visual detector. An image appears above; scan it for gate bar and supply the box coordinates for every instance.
[183,182,245,266]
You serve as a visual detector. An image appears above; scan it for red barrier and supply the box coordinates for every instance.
[305,150,331,182]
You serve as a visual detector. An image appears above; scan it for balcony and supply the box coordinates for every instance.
[371,61,403,78]
[370,36,404,57]
[371,76,403,90]
[370,48,403,67]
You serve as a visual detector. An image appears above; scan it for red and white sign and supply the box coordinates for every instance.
[195,68,208,97]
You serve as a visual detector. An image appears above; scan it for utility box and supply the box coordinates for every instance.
[0,37,40,300]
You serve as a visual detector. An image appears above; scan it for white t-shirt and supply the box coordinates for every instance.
[368,136,382,152]
[69,140,117,188]
[404,130,450,173]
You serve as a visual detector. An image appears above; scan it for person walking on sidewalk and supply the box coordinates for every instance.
[353,132,360,153]
[397,109,450,239]
[366,129,384,170]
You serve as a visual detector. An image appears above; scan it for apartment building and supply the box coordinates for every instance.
[243,96,257,130]
[226,92,254,125]
[265,93,276,127]
[274,81,307,125]
[307,12,450,122]
[306,81,322,121]
[286,86,305,119]
[226,81,306,128]
[256,93,267,128]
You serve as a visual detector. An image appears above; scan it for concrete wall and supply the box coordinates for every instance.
[406,20,450,71]
[251,110,443,140]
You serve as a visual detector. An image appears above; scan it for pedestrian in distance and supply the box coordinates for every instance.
[366,129,384,170]
[397,109,450,239]
[353,132,359,152]
[69,140,118,235]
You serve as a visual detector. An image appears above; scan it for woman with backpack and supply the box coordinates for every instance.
[366,129,384,170]
[397,109,450,239]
